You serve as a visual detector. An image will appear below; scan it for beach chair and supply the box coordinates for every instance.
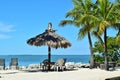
[10,58,19,70]
[41,59,49,71]
[0,58,5,70]
[53,58,66,71]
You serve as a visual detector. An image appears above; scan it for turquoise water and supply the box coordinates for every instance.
[0,55,90,66]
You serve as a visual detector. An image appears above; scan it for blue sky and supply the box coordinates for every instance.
[0,0,117,55]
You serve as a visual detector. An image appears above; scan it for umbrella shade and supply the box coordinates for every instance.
[27,22,71,70]
[27,29,71,48]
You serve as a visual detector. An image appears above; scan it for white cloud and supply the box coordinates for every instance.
[0,34,10,39]
[0,22,16,39]
[0,22,15,32]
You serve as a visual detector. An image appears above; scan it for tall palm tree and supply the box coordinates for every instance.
[59,0,99,68]
[95,0,120,70]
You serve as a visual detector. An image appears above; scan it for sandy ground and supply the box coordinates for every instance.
[0,68,120,80]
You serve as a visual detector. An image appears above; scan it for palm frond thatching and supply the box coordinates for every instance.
[27,24,71,49]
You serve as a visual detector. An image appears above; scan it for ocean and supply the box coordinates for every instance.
[0,55,90,66]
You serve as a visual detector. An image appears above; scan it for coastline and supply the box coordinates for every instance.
[0,55,120,80]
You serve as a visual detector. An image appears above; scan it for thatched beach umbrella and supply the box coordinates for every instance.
[27,22,71,70]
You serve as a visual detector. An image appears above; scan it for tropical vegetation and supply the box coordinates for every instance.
[93,36,120,63]
[59,0,120,70]
[59,0,98,69]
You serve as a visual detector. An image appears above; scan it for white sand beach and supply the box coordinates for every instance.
[0,68,120,80]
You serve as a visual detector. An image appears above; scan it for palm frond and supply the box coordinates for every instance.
[97,20,105,35]
[106,3,114,19]
[112,23,120,30]
[78,25,89,40]
[92,31,104,46]
[59,20,74,27]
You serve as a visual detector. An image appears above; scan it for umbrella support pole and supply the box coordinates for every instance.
[48,46,51,71]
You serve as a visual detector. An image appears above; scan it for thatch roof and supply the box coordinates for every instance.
[27,23,71,49]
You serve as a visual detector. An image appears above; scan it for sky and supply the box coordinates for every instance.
[0,0,117,55]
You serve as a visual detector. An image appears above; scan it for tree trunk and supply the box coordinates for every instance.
[104,28,109,70]
[88,32,94,69]
[48,46,51,71]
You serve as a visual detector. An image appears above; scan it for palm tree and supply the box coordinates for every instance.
[59,0,99,68]
[95,0,120,70]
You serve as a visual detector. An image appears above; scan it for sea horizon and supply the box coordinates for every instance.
[0,55,90,66]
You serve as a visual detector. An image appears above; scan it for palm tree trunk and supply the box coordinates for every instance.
[104,28,109,70]
[48,46,51,71]
[88,32,94,68]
